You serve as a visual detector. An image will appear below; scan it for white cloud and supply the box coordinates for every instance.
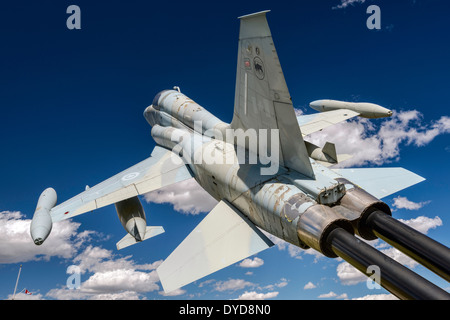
[7,291,44,300]
[318,291,337,298]
[0,211,83,264]
[144,178,218,215]
[336,215,444,285]
[262,278,289,290]
[304,281,317,290]
[380,246,419,269]
[81,268,160,294]
[317,291,347,299]
[336,244,421,286]
[276,278,288,288]
[236,291,279,300]
[214,279,254,292]
[238,257,264,268]
[159,288,186,297]
[88,291,142,300]
[46,246,163,300]
[306,110,450,168]
[398,215,442,235]
[353,293,398,300]
[336,261,368,285]
[392,196,430,210]
[333,0,367,10]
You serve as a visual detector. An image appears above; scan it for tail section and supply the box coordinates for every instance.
[116,226,164,250]
[231,11,314,178]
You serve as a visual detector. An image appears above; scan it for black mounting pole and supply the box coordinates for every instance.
[327,228,450,300]
[365,210,450,282]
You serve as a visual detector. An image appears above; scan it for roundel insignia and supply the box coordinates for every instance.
[253,57,265,80]
[122,172,140,181]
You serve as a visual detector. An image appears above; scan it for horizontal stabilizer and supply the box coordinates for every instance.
[322,142,337,162]
[316,154,353,168]
[116,226,164,250]
[157,200,274,293]
[297,109,360,136]
[332,167,425,199]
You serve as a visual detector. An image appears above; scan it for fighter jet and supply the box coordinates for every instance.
[30,11,450,299]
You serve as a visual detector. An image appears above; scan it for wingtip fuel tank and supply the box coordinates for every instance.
[30,188,57,245]
[310,99,393,119]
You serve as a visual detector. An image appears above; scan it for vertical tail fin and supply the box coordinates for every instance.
[231,11,314,178]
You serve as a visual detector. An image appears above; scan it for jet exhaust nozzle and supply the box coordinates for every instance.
[296,204,354,257]
[30,188,57,245]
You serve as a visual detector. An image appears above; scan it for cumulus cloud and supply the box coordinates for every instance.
[332,0,367,10]
[318,291,336,298]
[336,261,368,286]
[398,215,442,235]
[318,291,348,299]
[336,215,443,285]
[0,210,164,300]
[353,293,398,300]
[306,110,450,168]
[236,291,279,300]
[238,257,264,268]
[304,282,317,290]
[7,291,44,300]
[0,211,83,264]
[46,245,163,300]
[81,268,160,294]
[159,288,186,297]
[392,196,430,210]
[144,178,218,215]
[261,278,289,291]
[214,279,254,292]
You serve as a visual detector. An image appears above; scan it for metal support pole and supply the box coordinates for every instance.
[327,228,450,300]
[12,264,22,300]
[366,210,450,282]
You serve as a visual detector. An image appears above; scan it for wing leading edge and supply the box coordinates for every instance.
[50,146,193,222]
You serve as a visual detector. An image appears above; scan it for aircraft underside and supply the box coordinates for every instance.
[29,10,450,300]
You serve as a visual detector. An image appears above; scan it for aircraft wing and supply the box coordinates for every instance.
[297,109,360,136]
[50,146,193,222]
[157,200,274,293]
[333,167,425,199]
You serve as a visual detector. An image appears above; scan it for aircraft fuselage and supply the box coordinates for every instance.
[144,89,383,256]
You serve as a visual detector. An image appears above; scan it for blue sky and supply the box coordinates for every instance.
[1,0,449,300]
